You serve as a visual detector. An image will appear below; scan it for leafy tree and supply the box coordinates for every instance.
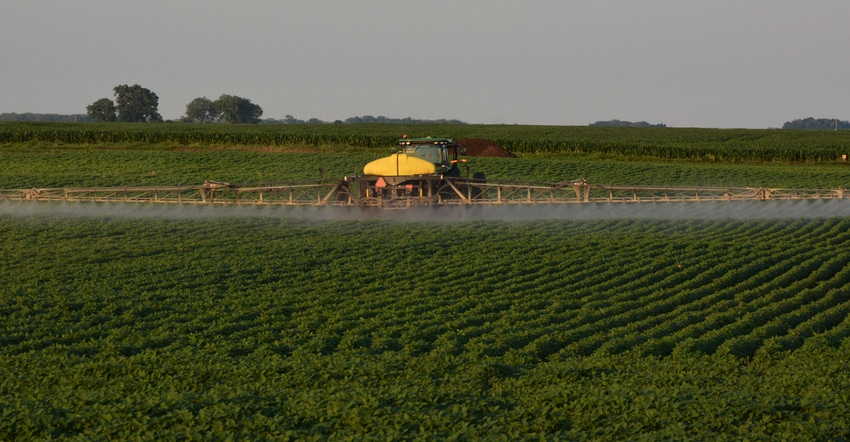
[184,97,217,123]
[113,84,162,122]
[86,98,117,122]
[284,114,305,124]
[213,94,263,124]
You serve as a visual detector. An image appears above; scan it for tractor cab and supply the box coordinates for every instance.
[397,137,459,175]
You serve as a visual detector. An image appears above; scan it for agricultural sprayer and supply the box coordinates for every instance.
[2,137,848,207]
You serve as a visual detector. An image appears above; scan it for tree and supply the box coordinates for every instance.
[284,114,304,124]
[113,84,162,122]
[184,97,217,123]
[86,98,117,122]
[213,94,262,124]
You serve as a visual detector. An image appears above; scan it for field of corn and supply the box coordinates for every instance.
[2,121,850,162]
[1,123,850,439]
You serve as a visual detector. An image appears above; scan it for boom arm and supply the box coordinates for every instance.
[2,179,847,207]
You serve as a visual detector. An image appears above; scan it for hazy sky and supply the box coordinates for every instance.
[2,1,848,128]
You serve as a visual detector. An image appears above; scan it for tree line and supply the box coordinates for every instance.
[260,115,467,125]
[82,84,466,125]
[782,118,850,130]
[589,119,667,128]
[1,113,92,122]
[86,84,263,124]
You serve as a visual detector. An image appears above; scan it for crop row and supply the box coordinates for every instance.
[0,122,399,149]
[3,149,850,190]
[3,122,850,162]
[2,213,849,438]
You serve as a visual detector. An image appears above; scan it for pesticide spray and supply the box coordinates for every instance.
[4,199,850,222]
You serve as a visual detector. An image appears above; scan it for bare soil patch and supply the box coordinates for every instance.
[458,139,517,158]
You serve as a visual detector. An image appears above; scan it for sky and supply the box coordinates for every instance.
[2,0,848,128]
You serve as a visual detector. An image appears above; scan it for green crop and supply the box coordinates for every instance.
[3,121,850,163]
[1,214,849,439]
[2,127,850,439]
[2,147,850,190]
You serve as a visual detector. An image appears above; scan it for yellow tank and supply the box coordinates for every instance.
[363,153,437,176]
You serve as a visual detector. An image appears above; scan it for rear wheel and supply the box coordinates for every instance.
[336,182,351,203]
[471,172,486,200]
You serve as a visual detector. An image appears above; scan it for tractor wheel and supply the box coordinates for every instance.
[471,172,486,200]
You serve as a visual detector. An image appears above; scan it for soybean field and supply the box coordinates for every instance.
[3,148,850,190]
[1,124,850,439]
[2,211,850,439]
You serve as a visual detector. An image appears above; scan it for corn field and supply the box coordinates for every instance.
[2,122,849,163]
